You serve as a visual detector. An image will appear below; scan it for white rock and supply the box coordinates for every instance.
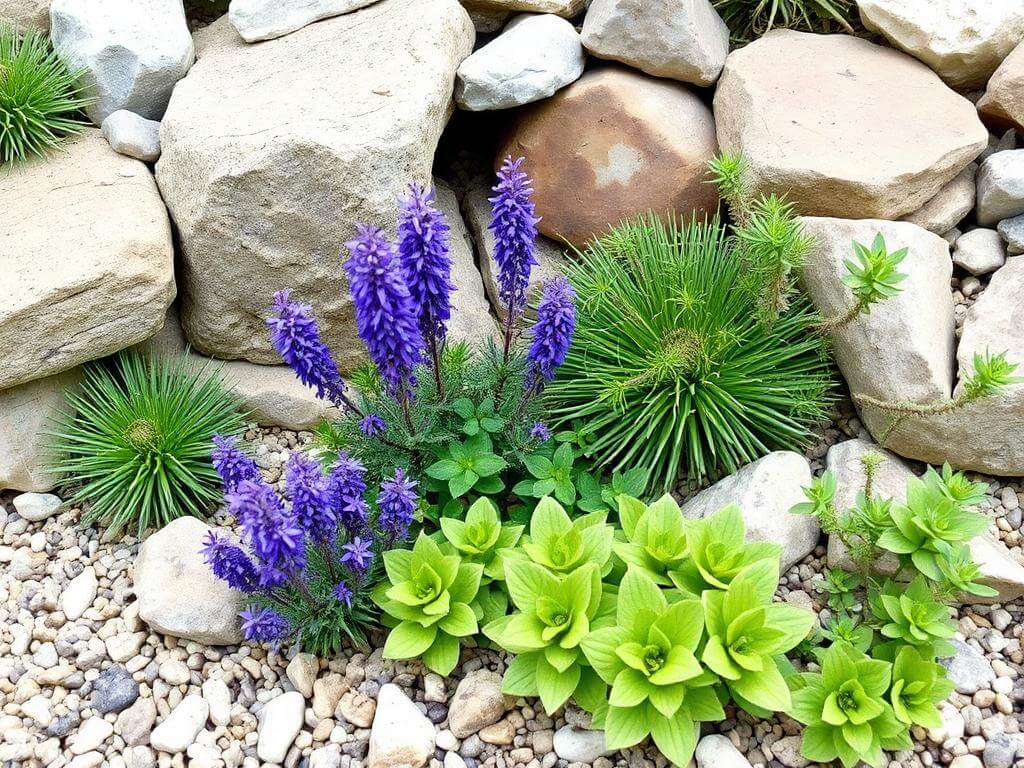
[977,150,1024,226]
[70,716,113,755]
[680,451,817,571]
[229,0,380,42]
[581,0,728,87]
[456,14,583,111]
[286,654,317,698]
[105,633,145,663]
[0,129,175,390]
[101,111,161,162]
[256,691,305,763]
[156,1,475,364]
[953,228,1007,276]
[134,517,246,645]
[61,566,97,621]
[368,684,436,768]
[902,163,976,234]
[158,660,191,686]
[201,679,231,727]
[857,0,1024,89]
[942,639,996,695]
[695,734,752,768]
[310,745,343,768]
[448,670,505,738]
[149,695,209,754]
[124,746,156,768]
[12,492,62,522]
[1,0,50,30]
[928,701,965,744]
[50,0,194,123]
[552,726,613,764]
[21,695,52,728]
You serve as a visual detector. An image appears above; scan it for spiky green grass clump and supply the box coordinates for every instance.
[713,0,853,42]
[51,353,245,534]
[0,25,90,164]
[546,216,834,493]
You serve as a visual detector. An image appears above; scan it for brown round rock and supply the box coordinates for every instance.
[714,30,987,220]
[497,65,719,248]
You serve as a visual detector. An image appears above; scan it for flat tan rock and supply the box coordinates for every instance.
[460,0,585,17]
[978,41,1024,132]
[497,66,719,249]
[0,129,175,390]
[715,31,987,220]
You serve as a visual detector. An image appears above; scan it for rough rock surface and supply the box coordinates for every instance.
[459,0,584,16]
[680,451,818,571]
[1,0,48,29]
[229,0,380,42]
[581,0,729,87]
[998,214,1024,255]
[11,492,62,522]
[953,228,1007,276]
[156,1,474,365]
[976,150,1024,226]
[257,691,305,762]
[134,517,246,645]
[461,1,508,32]
[902,163,976,234]
[498,66,719,249]
[978,42,1024,131]
[50,0,194,123]
[368,684,435,768]
[455,14,584,111]
[857,0,1024,89]
[448,670,506,738]
[0,130,175,390]
[715,31,987,220]
[101,110,161,162]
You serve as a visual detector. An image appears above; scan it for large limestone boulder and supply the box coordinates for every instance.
[0,130,175,390]
[134,516,246,645]
[714,31,987,220]
[229,0,380,42]
[857,0,1024,90]
[498,66,719,249]
[978,42,1024,132]
[680,451,818,572]
[0,370,81,493]
[460,0,584,17]
[581,0,729,87]
[156,0,474,365]
[50,0,194,124]
[1,0,49,29]
[800,218,955,411]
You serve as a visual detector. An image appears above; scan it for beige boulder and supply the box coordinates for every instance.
[715,31,987,220]
[461,0,585,16]
[1,0,49,29]
[498,66,719,249]
[156,0,474,365]
[978,42,1024,131]
[0,130,175,390]
[857,0,1024,89]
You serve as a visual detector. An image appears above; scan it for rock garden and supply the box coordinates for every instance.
[2,2,1024,768]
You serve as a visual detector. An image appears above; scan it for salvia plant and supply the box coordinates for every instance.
[51,352,244,534]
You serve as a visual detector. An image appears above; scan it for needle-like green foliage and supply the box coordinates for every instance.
[713,0,854,42]
[50,352,244,534]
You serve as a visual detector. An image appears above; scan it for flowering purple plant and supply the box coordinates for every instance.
[211,434,260,494]
[526,277,576,391]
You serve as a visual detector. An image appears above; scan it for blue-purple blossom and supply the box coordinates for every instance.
[285,453,334,546]
[530,421,551,443]
[202,531,259,593]
[326,452,369,533]
[240,605,290,644]
[359,413,386,438]
[211,434,260,493]
[526,276,576,390]
[341,536,373,573]
[268,290,348,409]
[344,225,424,400]
[228,479,306,581]
[333,581,353,608]
[397,183,455,349]
[377,467,417,543]
[489,156,540,319]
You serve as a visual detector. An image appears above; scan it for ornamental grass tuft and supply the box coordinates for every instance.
[713,0,854,43]
[50,352,245,534]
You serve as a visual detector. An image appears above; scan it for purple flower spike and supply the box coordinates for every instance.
[211,435,260,494]
[377,467,417,544]
[333,580,353,608]
[240,605,290,644]
[341,536,374,573]
[530,421,551,443]
[267,290,350,410]
[359,413,386,438]
[202,531,259,593]
[398,183,455,351]
[327,452,369,534]
[285,452,334,547]
[489,156,540,321]
[228,478,306,577]
[526,276,576,390]
[344,225,424,401]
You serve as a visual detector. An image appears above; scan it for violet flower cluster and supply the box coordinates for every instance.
[526,276,576,391]
[202,435,417,647]
[489,156,540,329]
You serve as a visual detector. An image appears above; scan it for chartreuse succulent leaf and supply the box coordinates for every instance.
[515,497,614,575]
[868,577,955,660]
[439,496,523,581]
[613,494,690,585]
[889,646,955,729]
[374,533,482,675]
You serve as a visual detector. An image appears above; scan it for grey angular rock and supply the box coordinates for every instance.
[92,666,140,714]
[50,0,194,123]
[715,31,987,220]
[941,639,995,695]
[134,517,246,645]
[953,228,1007,276]
[977,150,1024,225]
[456,14,584,111]
[0,129,175,390]
[12,492,62,522]
[156,1,474,364]
[997,214,1024,255]
[101,110,161,162]
[581,0,729,87]
[680,451,818,571]
[368,684,435,768]
[1,0,49,29]
[448,670,505,738]
[902,163,976,234]
[229,0,381,42]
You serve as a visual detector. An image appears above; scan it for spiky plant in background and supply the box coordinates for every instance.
[0,25,90,164]
[547,215,834,492]
[50,353,244,534]
[713,0,854,43]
